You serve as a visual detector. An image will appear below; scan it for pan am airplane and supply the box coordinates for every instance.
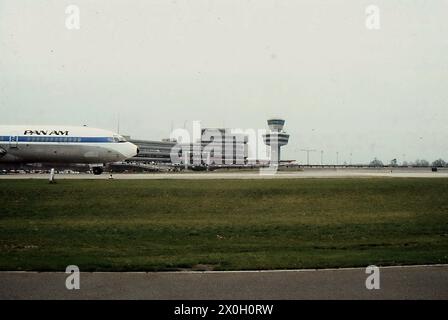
[0,125,139,175]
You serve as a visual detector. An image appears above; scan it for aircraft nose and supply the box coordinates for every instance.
[130,143,139,157]
[121,143,139,159]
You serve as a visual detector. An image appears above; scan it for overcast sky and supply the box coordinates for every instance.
[0,0,447,164]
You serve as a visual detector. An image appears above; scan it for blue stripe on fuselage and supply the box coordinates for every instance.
[0,136,114,143]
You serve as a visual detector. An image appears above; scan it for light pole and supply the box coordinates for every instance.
[336,152,339,166]
[321,150,324,166]
[301,149,316,166]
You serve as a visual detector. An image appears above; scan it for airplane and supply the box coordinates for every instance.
[0,125,139,175]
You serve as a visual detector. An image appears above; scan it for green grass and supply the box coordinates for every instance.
[0,178,447,271]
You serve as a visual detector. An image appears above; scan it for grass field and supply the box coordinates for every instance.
[0,178,447,271]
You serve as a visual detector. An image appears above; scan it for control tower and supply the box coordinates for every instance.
[262,119,290,165]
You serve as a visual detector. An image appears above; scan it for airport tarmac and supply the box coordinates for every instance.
[1,168,448,180]
[0,265,446,300]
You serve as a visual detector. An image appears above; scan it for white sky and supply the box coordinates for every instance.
[0,0,447,164]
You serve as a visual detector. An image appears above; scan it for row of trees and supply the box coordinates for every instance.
[369,158,447,167]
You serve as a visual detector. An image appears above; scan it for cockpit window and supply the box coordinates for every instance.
[113,135,127,143]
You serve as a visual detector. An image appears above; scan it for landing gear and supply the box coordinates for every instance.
[92,167,104,175]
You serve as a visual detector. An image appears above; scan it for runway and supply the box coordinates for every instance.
[1,168,448,180]
[1,265,447,300]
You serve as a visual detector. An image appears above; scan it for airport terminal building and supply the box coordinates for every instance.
[129,138,175,164]
[128,128,248,166]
